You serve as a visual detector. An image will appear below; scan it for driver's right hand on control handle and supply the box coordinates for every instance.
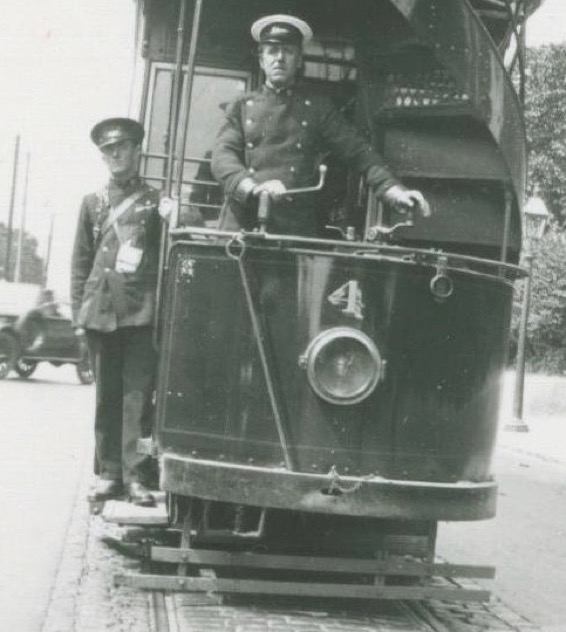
[253,180,287,198]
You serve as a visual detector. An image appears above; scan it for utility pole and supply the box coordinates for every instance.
[14,152,30,283]
[43,213,55,288]
[4,134,21,281]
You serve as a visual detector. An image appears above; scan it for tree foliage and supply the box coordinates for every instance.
[512,224,566,373]
[0,222,44,284]
[509,43,566,373]
[524,44,566,223]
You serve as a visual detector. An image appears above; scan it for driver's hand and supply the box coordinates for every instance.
[383,185,431,218]
[158,197,176,222]
[253,180,287,198]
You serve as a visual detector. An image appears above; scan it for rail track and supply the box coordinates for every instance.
[145,585,538,632]
[104,520,536,632]
[41,489,540,632]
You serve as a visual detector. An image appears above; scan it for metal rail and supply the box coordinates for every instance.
[145,586,467,632]
[153,0,189,346]
[174,0,204,201]
[167,230,526,279]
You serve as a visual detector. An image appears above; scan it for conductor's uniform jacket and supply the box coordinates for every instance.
[211,83,400,236]
[71,177,160,484]
[71,178,160,331]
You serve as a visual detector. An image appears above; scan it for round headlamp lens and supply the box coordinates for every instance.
[303,328,382,405]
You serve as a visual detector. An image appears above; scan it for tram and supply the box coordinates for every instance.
[125,0,540,600]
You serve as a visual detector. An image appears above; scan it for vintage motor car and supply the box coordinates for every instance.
[0,281,39,379]
[0,282,93,384]
[14,299,94,384]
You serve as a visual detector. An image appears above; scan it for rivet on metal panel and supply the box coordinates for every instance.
[177,258,195,283]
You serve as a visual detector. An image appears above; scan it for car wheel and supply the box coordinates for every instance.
[15,358,38,378]
[0,332,18,379]
[76,355,94,385]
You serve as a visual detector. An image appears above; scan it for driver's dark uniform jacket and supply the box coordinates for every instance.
[211,83,401,236]
[71,177,160,485]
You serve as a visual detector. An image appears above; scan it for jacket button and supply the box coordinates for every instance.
[249,168,256,174]
[102,246,109,252]
[301,120,308,127]
[290,166,296,173]
[104,267,110,273]
[246,99,254,106]
[246,142,254,149]
[296,142,303,149]
[246,118,253,126]
[305,99,312,106]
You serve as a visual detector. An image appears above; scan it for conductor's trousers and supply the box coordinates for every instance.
[86,325,155,485]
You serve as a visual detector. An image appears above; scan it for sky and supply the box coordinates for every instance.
[0,0,136,296]
[0,0,564,297]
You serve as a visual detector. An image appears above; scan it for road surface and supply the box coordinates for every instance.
[0,365,93,632]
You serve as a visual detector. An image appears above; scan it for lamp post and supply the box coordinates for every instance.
[505,189,550,432]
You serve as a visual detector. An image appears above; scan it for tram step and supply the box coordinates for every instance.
[102,495,168,526]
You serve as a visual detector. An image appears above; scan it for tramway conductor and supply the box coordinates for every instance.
[71,117,161,507]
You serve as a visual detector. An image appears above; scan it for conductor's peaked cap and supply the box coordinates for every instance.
[90,118,145,148]
[251,14,313,45]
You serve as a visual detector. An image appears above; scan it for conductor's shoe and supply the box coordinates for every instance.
[88,479,123,502]
[127,482,156,507]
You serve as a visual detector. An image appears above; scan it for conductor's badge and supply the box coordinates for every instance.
[115,240,143,273]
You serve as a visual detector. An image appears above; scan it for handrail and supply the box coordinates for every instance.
[166,228,527,280]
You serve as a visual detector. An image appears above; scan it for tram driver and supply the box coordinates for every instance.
[211,14,430,236]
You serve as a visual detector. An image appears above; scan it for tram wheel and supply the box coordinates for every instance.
[15,358,38,378]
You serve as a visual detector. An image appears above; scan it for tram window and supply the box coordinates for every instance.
[299,38,361,228]
[303,40,357,83]
[142,63,249,225]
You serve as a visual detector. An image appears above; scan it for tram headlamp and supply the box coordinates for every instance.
[299,327,383,405]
